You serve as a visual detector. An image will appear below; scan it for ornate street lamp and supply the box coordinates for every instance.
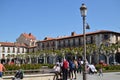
[80,3,87,80]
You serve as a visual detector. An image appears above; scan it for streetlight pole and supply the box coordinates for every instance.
[80,3,87,80]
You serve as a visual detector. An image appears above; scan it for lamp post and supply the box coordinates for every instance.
[80,3,87,80]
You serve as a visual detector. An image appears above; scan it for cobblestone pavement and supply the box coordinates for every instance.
[74,72,120,80]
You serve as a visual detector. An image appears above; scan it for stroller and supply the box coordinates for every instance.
[12,69,23,80]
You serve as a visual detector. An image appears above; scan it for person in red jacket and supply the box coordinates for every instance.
[63,59,69,80]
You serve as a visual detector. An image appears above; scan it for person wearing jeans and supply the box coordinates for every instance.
[0,63,6,78]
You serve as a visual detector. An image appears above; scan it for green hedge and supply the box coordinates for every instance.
[95,64,120,72]
[104,65,120,70]
[4,64,54,71]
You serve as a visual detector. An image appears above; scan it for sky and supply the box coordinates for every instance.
[0,0,120,42]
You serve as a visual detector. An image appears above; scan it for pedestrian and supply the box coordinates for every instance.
[53,63,61,80]
[0,62,6,78]
[77,58,82,74]
[59,59,63,79]
[63,59,69,80]
[73,59,78,79]
[68,59,74,79]
[98,65,103,76]
[12,69,24,80]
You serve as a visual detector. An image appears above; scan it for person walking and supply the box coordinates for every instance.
[0,62,6,78]
[73,59,78,79]
[68,59,74,79]
[77,58,82,74]
[63,59,69,80]
[98,65,103,76]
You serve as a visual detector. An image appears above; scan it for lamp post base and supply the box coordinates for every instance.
[83,71,87,80]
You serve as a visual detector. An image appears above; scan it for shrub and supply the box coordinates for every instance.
[4,63,54,71]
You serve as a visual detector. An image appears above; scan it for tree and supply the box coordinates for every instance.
[86,44,98,64]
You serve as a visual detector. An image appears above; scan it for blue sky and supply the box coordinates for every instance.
[0,0,120,42]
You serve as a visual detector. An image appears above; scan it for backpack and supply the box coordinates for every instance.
[72,62,75,69]
[63,61,69,69]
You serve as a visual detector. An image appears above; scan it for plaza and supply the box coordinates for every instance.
[0,1,120,80]
[2,72,120,80]
[76,72,120,80]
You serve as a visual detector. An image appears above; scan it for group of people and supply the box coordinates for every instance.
[53,58,103,80]
[53,58,83,80]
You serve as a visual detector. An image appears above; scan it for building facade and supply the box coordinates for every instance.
[37,30,120,50]
[0,30,119,64]
[0,33,37,63]
[37,30,120,64]
[0,42,28,63]
[16,33,36,47]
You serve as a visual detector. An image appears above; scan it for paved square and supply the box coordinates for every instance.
[75,72,120,80]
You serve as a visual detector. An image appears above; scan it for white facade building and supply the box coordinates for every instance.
[0,42,27,59]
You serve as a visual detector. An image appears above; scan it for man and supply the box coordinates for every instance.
[63,59,69,80]
[0,63,6,78]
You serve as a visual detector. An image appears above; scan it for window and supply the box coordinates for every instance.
[58,41,61,48]
[52,41,55,46]
[32,42,34,46]
[2,47,5,53]
[47,42,49,47]
[22,48,24,53]
[13,47,15,53]
[63,40,65,47]
[17,48,20,53]
[7,47,10,53]
[103,34,109,40]
[68,40,70,47]
[91,36,94,44]
[73,38,76,46]
[79,38,81,45]
[42,43,44,48]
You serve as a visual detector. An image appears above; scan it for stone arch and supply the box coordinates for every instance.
[116,52,120,63]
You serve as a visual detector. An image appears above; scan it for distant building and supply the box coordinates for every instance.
[0,42,27,60]
[16,33,37,53]
[37,30,120,50]
[0,33,37,60]
[16,33,36,47]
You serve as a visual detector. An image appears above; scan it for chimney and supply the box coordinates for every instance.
[71,32,77,36]
[29,33,31,36]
